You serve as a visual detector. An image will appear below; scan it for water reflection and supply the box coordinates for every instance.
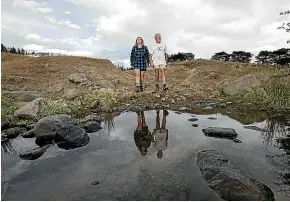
[134,111,152,156]
[133,110,169,159]
[152,110,169,159]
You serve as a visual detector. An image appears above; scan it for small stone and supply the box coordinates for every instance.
[226,102,232,105]
[208,117,217,120]
[84,121,102,133]
[219,103,226,108]
[92,180,100,185]
[26,124,36,130]
[171,99,175,104]
[192,124,199,127]
[155,93,161,98]
[179,107,187,111]
[175,111,182,114]
[126,103,130,106]
[21,129,35,138]
[161,98,166,102]
[188,118,198,122]
[203,106,214,110]
[233,139,242,143]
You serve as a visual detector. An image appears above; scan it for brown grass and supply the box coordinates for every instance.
[2,53,289,110]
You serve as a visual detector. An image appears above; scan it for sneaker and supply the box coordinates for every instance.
[140,84,144,92]
[154,84,159,93]
[163,84,168,91]
[135,85,141,93]
[163,110,169,116]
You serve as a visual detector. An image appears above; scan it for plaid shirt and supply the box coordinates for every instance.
[130,45,149,70]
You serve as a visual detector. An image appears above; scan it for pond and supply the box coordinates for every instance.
[1,110,290,200]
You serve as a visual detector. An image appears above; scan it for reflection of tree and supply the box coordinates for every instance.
[262,116,290,194]
[260,117,289,146]
[1,141,16,157]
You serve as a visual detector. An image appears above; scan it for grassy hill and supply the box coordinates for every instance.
[1,53,290,116]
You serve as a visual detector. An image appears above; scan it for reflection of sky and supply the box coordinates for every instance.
[2,111,290,200]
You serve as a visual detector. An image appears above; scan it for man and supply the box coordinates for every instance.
[150,33,168,92]
[152,110,169,159]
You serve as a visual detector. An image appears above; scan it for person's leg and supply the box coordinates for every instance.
[160,66,168,91]
[136,111,142,129]
[141,111,147,127]
[156,110,160,129]
[161,110,167,129]
[135,70,141,92]
[154,66,160,92]
[140,71,145,91]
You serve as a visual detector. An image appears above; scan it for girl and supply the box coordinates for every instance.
[130,37,150,92]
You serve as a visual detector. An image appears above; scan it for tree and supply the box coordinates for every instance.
[271,48,290,66]
[168,52,195,62]
[230,51,253,63]
[255,51,273,64]
[17,48,21,54]
[211,51,230,61]
[277,10,290,43]
[21,48,25,55]
[9,47,17,54]
[1,44,7,52]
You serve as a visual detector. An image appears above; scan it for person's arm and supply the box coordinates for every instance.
[149,46,153,67]
[145,46,150,66]
[164,45,168,64]
[130,47,135,67]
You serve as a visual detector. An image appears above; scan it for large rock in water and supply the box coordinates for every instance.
[19,145,51,160]
[197,150,275,201]
[84,121,102,133]
[14,98,46,121]
[2,91,43,102]
[2,127,27,139]
[55,125,90,147]
[34,114,74,144]
[202,127,238,139]
[223,75,262,96]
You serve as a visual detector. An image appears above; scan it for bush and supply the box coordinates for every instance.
[1,95,17,118]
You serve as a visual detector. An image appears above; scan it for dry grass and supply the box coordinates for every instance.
[2,53,289,111]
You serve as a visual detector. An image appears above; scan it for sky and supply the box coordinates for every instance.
[1,0,290,67]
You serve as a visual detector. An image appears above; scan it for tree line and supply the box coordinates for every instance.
[211,48,289,66]
[1,44,30,55]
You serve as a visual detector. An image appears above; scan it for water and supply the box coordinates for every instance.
[1,110,290,200]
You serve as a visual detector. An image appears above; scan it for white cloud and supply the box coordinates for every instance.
[45,16,81,29]
[12,0,53,13]
[2,0,290,62]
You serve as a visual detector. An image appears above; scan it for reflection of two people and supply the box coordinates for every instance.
[134,110,169,159]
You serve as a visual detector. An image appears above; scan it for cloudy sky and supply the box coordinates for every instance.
[1,0,289,66]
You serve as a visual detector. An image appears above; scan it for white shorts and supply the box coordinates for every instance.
[153,64,166,69]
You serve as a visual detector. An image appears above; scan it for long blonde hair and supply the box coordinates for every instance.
[135,37,144,46]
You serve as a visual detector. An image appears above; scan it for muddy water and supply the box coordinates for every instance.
[1,110,290,200]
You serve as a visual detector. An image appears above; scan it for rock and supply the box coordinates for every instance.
[50,83,64,93]
[203,106,214,110]
[226,102,232,105]
[188,118,198,122]
[14,98,46,121]
[14,76,25,84]
[92,180,100,185]
[161,98,166,102]
[192,124,199,127]
[34,114,74,144]
[21,129,35,138]
[197,150,275,201]
[233,138,242,143]
[3,127,27,139]
[202,127,238,140]
[171,99,175,104]
[19,145,51,160]
[111,79,120,86]
[69,73,87,84]
[207,103,216,107]
[208,117,217,120]
[2,91,43,102]
[175,111,182,114]
[55,125,90,147]
[64,88,79,100]
[244,126,270,133]
[223,75,262,96]
[91,100,101,110]
[1,115,14,130]
[179,107,187,111]
[84,121,102,133]
[219,103,227,108]
[98,88,114,95]
[155,93,161,98]
[26,124,36,130]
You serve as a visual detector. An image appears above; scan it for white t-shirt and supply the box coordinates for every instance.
[153,129,168,151]
[150,42,167,65]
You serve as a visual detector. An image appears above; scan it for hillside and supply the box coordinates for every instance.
[2,53,290,114]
